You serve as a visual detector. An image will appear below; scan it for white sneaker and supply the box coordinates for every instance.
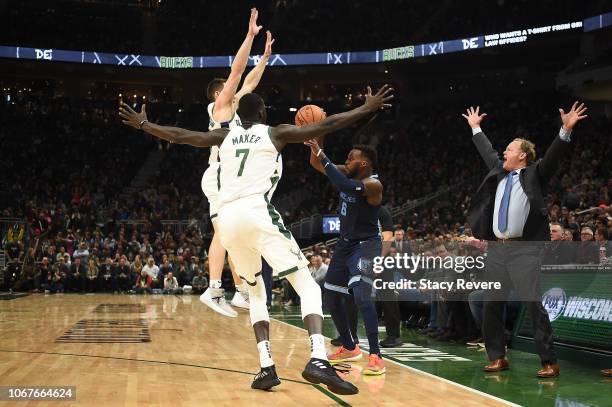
[231,290,250,309]
[200,287,238,317]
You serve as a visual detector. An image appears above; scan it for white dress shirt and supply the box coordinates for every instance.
[493,169,529,238]
[472,126,572,239]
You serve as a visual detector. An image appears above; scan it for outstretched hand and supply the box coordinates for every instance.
[461,106,487,129]
[119,102,147,129]
[559,101,588,130]
[304,138,322,155]
[248,8,263,36]
[363,84,394,112]
[264,30,275,58]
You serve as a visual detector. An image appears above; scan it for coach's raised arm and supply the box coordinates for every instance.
[462,102,588,241]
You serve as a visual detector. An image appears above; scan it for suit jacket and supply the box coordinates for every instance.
[466,130,572,241]
[391,239,410,254]
[69,264,86,279]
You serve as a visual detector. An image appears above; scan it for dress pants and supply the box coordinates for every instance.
[483,242,557,364]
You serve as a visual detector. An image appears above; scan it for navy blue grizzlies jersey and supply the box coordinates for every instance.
[339,175,381,241]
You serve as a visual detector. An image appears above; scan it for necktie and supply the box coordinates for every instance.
[498,171,516,233]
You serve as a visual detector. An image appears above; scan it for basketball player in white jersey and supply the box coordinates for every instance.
[120,85,393,394]
[120,10,272,317]
[200,9,276,317]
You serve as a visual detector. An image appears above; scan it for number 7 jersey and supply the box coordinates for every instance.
[218,124,283,206]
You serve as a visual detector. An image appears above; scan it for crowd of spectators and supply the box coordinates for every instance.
[1,83,610,309]
[3,224,212,295]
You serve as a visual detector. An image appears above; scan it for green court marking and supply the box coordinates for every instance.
[270,305,612,407]
[312,385,352,407]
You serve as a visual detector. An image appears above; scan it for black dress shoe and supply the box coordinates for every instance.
[418,327,435,335]
[438,331,460,342]
[428,328,445,338]
[416,316,429,328]
[380,336,404,348]
[450,336,470,345]
[406,315,418,327]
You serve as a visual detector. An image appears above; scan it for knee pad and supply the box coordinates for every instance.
[285,267,323,319]
[247,276,269,325]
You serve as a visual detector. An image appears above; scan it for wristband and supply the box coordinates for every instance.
[316,148,323,157]
[139,119,148,130]
[321,156,332,168]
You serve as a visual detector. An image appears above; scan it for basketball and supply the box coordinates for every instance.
[294,104,326,126]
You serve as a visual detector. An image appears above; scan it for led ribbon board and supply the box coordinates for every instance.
[1,13,610,69]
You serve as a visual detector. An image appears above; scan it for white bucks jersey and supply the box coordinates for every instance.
[207,102,242,165]
[218,124,283,206]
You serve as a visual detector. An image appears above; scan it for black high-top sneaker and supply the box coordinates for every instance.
[251,365,281,390]
[301,358,358,395]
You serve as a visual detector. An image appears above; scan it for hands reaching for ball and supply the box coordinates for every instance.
[304,138,322,155]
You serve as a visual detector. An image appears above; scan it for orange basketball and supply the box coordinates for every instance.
[294,105,326,126]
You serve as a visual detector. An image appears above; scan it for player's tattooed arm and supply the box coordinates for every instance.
[271,85,393,150]
[362,177,383,205]
[119,102,228,147]
[141,124,228,147]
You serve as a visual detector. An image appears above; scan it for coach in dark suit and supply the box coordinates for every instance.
[462,102,588,378]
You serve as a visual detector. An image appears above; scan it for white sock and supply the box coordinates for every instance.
[257,340,274,368]
[210,279,222,289]
[310,334,327,360]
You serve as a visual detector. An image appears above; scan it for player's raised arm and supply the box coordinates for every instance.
[271,85,393,148]
[234,30,274,104]
[304,138,347,175]
[119,102,228,147]
[214,8,263,121]
[305,138,382,198]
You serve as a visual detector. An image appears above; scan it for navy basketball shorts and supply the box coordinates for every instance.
[324,236,382,298]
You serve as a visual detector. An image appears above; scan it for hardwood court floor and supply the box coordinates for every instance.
[0,294,512,406]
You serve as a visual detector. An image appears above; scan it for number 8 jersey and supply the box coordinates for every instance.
[218,124,283,207]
